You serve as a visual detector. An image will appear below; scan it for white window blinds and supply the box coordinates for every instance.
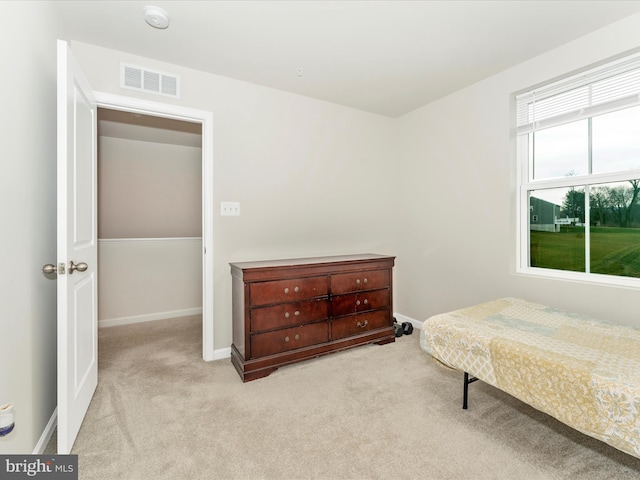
[516,52,640,135]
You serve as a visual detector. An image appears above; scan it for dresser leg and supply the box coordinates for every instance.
[231,347,280,382]
[241,367,279,383]
[374,336,395,346]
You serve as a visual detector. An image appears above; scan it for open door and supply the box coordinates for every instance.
[56,39,98,454]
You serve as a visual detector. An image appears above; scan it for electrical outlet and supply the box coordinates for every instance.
[221,201,240,216]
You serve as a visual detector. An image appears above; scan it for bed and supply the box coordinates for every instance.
[420,297,640,459]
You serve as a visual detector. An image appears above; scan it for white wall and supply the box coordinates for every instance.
[98,136,202,238]
[0,2,58,453]
[395,12,640,327]
[97,136,203,325]
[98,239,202,326]
[68,41,399,350]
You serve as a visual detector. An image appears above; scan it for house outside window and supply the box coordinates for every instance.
[516,52,640,286]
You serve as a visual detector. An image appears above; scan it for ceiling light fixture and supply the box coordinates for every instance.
[144,6,170,29]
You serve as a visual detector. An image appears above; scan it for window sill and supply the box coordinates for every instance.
[515,266,640,290]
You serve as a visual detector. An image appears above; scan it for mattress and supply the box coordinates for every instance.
[420,297,640,459]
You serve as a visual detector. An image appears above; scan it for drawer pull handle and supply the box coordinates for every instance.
[356,300,361,306]
[295,334,300,340]
[285,336,290,342]
[285,312,290,318]
[356,279,360,285]
[357,320,369,328]
[284,288,289,294]
[294,286,300,293]
[294,310,300,316]
[363,299,368,305]
[364,278,368,284]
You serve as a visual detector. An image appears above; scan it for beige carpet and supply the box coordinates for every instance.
[59,315,640,479]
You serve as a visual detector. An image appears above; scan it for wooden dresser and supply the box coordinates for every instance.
[230,254,395,382]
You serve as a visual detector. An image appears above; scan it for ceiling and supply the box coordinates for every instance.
[55,1,640,118]
[97,109,202,147]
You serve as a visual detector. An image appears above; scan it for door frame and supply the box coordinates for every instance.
[95,92,215,361]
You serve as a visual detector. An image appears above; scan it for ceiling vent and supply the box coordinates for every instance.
[120,63,180,98]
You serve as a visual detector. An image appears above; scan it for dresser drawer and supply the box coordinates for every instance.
[331,289,390,317]
[331,310,390,340]
[330,269,389,294]
[251,322,329,358]
[251,299,329,333]
[250,276,329,306]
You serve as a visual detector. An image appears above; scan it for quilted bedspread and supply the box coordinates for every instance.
[420,297,640,459]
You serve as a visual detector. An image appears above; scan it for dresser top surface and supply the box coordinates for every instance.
[230,253,395,271]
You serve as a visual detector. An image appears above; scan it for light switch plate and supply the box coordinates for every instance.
[221,201,240,216]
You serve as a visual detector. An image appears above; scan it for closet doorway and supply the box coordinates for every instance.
[97,108,202,339]
[92,94,215,361]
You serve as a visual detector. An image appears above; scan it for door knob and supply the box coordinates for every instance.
[69,261,88,274]
[42,264,58,275]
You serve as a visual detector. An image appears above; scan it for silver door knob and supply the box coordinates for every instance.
[69,261,88,274]
[42,264,57,274]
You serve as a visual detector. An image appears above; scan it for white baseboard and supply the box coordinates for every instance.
[212,347,231,360]
[33,408,57,454]
[99,307,203,328]
[394,313,423,330]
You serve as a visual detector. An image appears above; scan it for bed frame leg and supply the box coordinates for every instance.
[463,372,478,410]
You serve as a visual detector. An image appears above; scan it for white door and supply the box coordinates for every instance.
[56,39,98,454]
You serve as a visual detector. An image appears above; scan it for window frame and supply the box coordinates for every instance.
[515,57,640,288]
[517,144,640,288]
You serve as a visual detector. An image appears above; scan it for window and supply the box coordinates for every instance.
[516,52,640,286]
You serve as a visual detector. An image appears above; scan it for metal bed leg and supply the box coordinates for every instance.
[463,372,478,410]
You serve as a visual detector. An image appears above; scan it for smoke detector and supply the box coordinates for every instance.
[144,6,169,29]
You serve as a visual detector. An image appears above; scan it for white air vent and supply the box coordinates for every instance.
[120,63,180,98]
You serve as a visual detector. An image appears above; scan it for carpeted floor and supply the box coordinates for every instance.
[54,315,640,479]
